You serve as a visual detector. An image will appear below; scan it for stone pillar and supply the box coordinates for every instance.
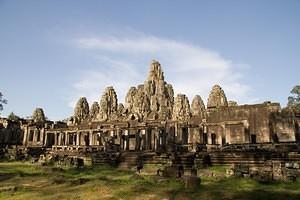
[89,130,93,146]
[115,129,121,145]
[135,130,141,151]
[33,129,37,144]
[141,129,146,150]
[150,128,155,151]
[65,132,69,145]
[76,132,80,146]
[110,130,115,144]
[124,129,129,150]
[119,130,124,150]
[23,127,28,146]
[175,123,180,143]
[145,128,151,150]
[44,132,48,146]
[153,127,158,151]
[54,132,57,145]
[57,132,61,146]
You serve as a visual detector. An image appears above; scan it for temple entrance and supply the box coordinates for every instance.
[273,133,279,143]
[135,130,141,151]
[182,127,188,144]
[222,135,226,145]
[251,134,256,144]
[46,133,55,147]
[146,129,152,150]
[68,133,76,145]
[84,134,90,146]
[203,133,208,144]
[29,130,34,141]
[211,133,216,145]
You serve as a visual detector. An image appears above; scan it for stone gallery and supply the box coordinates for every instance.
[1,60,300,181]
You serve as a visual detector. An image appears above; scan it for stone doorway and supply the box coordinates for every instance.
[211,133,216,145]
[182,127,188,144]
[46,133,55,147]
[251,134,256,144]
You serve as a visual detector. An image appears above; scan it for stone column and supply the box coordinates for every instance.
[110,130,115,144]
[124,129,129,150]
[119,129,124,150]
[153,127,158,151]
[23,127,28,146]
[65,132,69,145]
[57,132,61,146]
[141,129,146,150]
[54,132,57,145]
[145,128,151,150]
[33,129,37,144]
[135,130,141,151]
[115,129,121,145]
[76,132,80,146]
[44,132,48,147]
[89,130,93,146]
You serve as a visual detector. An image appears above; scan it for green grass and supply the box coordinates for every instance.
[0,161,300,200]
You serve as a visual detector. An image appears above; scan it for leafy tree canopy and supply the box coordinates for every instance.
[0,92,7,112]
[7,112,20,121]
[288,85,300,113]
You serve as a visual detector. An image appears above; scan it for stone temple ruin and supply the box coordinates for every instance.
[1,60,300,182]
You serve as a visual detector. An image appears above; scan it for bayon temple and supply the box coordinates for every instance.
[1,60,300,179]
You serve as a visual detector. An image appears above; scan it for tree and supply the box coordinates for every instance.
[7,112,20,121]
[287,85,300,113]
[0,92,7,112]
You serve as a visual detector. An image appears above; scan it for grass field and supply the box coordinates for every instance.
[0,161,300,200]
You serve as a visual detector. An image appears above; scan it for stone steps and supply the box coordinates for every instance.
[91,152,118,166]
[118,152,142,170]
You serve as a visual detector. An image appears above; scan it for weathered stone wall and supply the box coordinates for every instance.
[207,103,282,143]
[225,123,247,144]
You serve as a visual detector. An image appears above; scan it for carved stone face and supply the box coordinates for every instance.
[207,85,228,108]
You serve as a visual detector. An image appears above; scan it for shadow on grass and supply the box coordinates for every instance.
[0,173,16,182]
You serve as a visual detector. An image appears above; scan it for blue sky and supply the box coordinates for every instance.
[0,0,299,120]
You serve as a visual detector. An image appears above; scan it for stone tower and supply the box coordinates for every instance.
[90,101,100,120]
[32,108,46,123]
[172,94,191,121]
[191,95,206,118]
[74,97,90,121]
[98,86,118,121]
[207,85,228,109]
[125,60,174,120]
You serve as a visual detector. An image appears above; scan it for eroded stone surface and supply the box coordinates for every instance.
[172,94,191,121]
[191,95,206,118]
[32,108,46,123]
[207,85,228,109]
[90,102,100,120]
[125,60,174,120]
[98,86,118,121]
[74,97,89,121]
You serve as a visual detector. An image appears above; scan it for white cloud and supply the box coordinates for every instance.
[70,34,258,108]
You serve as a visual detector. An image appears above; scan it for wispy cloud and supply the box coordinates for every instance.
[69,33,257,108]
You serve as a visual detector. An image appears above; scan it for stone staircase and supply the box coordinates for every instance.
[171,153,196,175]
[91,152,119,166]
[118,151,142,170]
[142,152,170,165]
